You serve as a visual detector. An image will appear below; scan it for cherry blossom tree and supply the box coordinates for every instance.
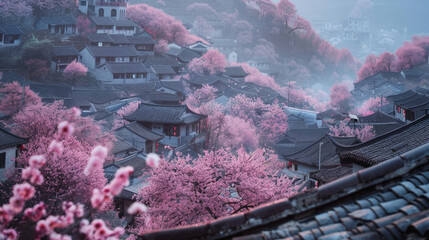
[0,82,41,116]
[127,4,205,46]
[396,42,427,70]
[134,148,300,231]
[76,15,94,36]
[154,39,169,54]
[0,117,149,239]
[356,97,388,116]
[63,60,88,84]
[0,0,32,20]
[227,95,288,145]
[188,50,227,75]
[186,3,219,19]
[112,101,141,130]
[329,83,352,112]
[231,63,279,90]
[25,59,50,81]
[330,122,375,142]
[185,84,217,110]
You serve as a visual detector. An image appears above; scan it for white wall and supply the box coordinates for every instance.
[0,147,17,181]
[80,48,96,70]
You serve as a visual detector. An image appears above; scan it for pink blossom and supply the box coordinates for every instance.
[22,167,44,185]
[49,232,72,240]
[91,145,108,161]
[48,140,64,155]
[63,60,88,80]
[57,121,74,139]
[84,156,104,176]
[90,189,112,210]
[9,197,25,213]
[127,202,148,215]
[62,202,84,218]
[0,205,15,225]
[146,153,160,168]
[23,202,46,221]
[71,107,82,117]
[13,182,35,200]
[188,50,227,75]
[1,229,17,240]
[28,155,46,169]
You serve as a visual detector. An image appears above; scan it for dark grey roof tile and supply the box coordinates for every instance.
[319,223,346,235]
[373,212,405,228]
[407,216,429,237]
[0,127,27,149]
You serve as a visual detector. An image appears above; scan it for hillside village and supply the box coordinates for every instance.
[1,0,429,239]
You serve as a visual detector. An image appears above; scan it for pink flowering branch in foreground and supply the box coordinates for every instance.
[0,116,157,239]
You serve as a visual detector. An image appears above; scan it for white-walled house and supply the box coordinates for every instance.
[0,128,27,181]
[95,62,149,84]
[0,25,24,48]
[124,103,207,148]
[50,45,79,72]
[36,16,78,35]
[79,0,128,20]
[116,122,164,154]
[90,16,138,36]
[79,46,139,70]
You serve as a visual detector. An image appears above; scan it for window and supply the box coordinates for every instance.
[99,8,104,17]
[0,152,6,169]
[111,9,117,17]
[186,126,189,136]
[80,1,86,6]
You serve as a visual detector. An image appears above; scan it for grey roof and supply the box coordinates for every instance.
[387,89,418,102]
[140,92,184,103]
[159,80,184,93]
[50,45,79,57]
[118,122,164,141]
[138,143,429,240]
[30,83,71,99]
[171,144,199,159]
[394,92,429,110]
[71,89,119,106]
[310,166,353,184]
[358,111,405,136]
[224,66,248,78]
[177,48,201,63]
[335,114,429,167]
[0,127,27,149]
[0,25,24,35]
[104,152,148,179]
[90,16,114,26]
[109,34,130,44]
[145,56,182,68]
[84,46,139,57]
[102,62,148,74]
[111,137,138,155]
[125,103,206,124]
[39,16,76,25]
[152,65,177,75]
[114,19,138,27]
[127,35,155,45]
[284,135,358,168]
[355,71,404,88]
[86,33,112,43]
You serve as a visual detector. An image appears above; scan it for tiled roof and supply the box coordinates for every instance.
[111,137,138,155]
[127,35,155,45]
[0,127,27,149]
[310,166,353,184]
[152,65,177,75]
[138,143,429,240]
[159,80,184,93]
[284,135,358,168]
[104,152,148,179]
[102,62,148,74]
[355,71,404,88]
[85,46,139,57]
[395,92,429,109]
[177,48,201,63]
[118,122,164,141]
[30,83,71,99]
[145,56,182,67]
[387,89,418,102]
[0,25,24,35]
[224,66,248,78]
[50,45,79,57]
[39,16,76,25]
[140,92,184,103]
[335,115,429,167]
[90,16,114,26]
[109,34,130,44]
[125,103,206,124]
[86,33,112,42]
[358,111,405,136]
